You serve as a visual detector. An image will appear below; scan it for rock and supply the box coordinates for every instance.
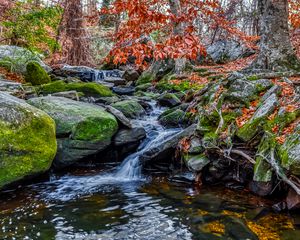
[25,61,51,86]
[40,80,113,97]
[286,189,300,210]
[123,69,140,82]
[111,100,145,119]
[207,40,255,63]
[51,91,80,100]
[225,79,257,104]
[237,93,279,141]
[112,86,135,95]
[0,92,57,188]
[0,79,23,95]
[95,96,120,105]
[0,45,51,73]
[105,105,133,128]
[28,96,118,168]
[188,136,204,154]
[136,72,155,85]
[114,127,146,146]
[158,93,181,107]
[59,65,124,82]
[261,85,282,102]
[225,216,258,240]
[140,124,196,162]
[184,153,210,172]
[159,109,191,128]
[279,131,300,175]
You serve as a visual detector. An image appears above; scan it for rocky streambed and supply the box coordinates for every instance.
[0,47,300,238]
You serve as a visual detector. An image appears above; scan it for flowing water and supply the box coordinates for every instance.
[1,104,300,240]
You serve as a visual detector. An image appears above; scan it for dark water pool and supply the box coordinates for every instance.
[0,169,299,240]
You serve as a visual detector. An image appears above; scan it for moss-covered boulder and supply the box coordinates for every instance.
[25,61,51,86]
[136,72,155,85]
[0,92,57,188]
[111,100,145,119]
[28,96,118,168]
[184,153,210,172]
[40,80,113,97]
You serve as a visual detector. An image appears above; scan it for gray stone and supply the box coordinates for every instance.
[106,105,133,128]
[158,93,181,107]
[51,91,80,100]
[114,127,146,146]
[184,154,210,171]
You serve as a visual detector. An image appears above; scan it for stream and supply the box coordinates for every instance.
[1,103,300,240]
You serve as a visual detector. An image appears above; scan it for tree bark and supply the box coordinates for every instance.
[169,0,186,74]
[250,0,300,71]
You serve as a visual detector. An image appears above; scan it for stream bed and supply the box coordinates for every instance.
[1,103,300,240]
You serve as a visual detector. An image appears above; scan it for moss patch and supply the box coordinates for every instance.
[25,61,51,86]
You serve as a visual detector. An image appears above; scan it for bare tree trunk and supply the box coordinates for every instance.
[59,0,92,66]
[169,0,186,74]
[250,0,300,71]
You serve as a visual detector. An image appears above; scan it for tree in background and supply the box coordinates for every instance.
[102,0,256,68]
[250,0,300,71]
[56,0,92,66]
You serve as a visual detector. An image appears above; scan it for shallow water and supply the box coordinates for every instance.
[0,171,300,240]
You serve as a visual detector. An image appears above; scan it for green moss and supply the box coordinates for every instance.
[111,100,145,118]
[156,80,203,92]
[0,105,57,188]
[159,109,192,127]
[25,61,51,86]
[40,80,113,97]
[247,75,259,81]
[207,75,224,81]
[0,60,13,71]
[192,68,208,73]
[72,116,118,142]
[135,83,152,91]
[236,118,262,142]
[136,72,155,85]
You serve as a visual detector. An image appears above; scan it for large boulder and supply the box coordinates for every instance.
[0,45,51,73]
[0,92,57,188]
[207,40,255,63]
[28,96,118,168]
[158,93,181,107]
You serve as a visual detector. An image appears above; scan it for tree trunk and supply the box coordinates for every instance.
[169,0,186,74]
[250,0,300,71]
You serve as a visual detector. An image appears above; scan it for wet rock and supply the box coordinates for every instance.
[286,189,300,210]
[225,216,258,240]
[249,181,273,197]
[59,65,124,82]
[112,86,135,95]
[0,92,57,188]
[140,124,196,163]
[114,127,146,146]
[184,153,210,172]
[188,136,204,154]
[105,105,133,128]
[111,100,145,119]
[0,45,51,73]
[158,93,181,107]
[28,96,118,168]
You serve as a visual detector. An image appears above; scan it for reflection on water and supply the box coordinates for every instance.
[0,170,299,240]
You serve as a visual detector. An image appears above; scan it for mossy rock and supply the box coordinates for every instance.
[158,93,181,107]
[25,61,51,86]
[135,83,152,91]
[28,96,118,168]
[40,80,113,97]
[279,131,300,175]
[159,109,191,128]
[0,92,57,189]
[111,100,145,119]
[136,72,155,85]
